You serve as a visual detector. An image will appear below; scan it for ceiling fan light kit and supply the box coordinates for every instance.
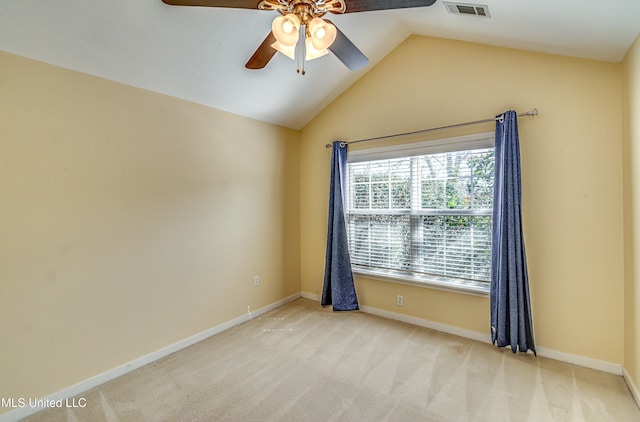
[264,0,342,73]
[161,0,438,73]
[271,13,336,66]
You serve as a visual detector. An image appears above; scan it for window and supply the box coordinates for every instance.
[345,133,495,294]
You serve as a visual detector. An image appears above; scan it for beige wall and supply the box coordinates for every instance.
[1,31,633,412]
[623,35,640,390]
[300,36,624,364]
[0,51,300,407]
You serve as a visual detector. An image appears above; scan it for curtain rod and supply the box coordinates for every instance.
[325,108,538,149]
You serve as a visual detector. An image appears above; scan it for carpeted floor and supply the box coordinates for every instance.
[23,298,640,421]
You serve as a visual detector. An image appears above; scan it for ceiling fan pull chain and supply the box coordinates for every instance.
[296,41,301,74]
[295,25,305,75]
[301,29,306,75]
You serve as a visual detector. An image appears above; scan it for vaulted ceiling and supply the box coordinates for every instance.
[1,0,639,129]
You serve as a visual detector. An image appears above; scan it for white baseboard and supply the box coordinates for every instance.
[301,291,624,376]
[302,291,489,343]
[535,346,622,375]
[359,304,491,344]
[0,293,301,422]
[300,291,321,302]
[623,367,640,409]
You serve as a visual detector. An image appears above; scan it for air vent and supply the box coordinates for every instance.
[444,2,490,17]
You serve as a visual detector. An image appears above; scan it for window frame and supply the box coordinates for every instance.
[346,132,495,297]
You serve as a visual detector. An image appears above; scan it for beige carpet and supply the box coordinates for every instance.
[23,298,640,421]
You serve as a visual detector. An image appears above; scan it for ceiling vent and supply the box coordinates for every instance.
[444,2,490,17]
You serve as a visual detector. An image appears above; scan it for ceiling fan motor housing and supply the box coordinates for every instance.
[258,0,346,20]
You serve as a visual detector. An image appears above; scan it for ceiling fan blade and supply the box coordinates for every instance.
[341,0,436,13]
[161,0,260,9]
[326,21,368,71]
[246,31,278,69]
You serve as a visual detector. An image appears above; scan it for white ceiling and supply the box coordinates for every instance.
[1,0,639,129]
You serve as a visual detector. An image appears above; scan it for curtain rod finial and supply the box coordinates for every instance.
[326,141,347,149]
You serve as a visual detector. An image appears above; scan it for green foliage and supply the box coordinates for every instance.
[420,149,494,211]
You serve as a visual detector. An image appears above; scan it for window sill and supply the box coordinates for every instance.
[352,267,490,298]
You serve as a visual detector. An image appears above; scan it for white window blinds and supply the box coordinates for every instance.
[346,135,495,286]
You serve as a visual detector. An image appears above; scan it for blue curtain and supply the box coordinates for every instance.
[490,111,536,354]
[321,141,359,311]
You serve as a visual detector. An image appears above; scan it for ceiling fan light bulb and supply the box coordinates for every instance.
[272,14,300,46]
[309,18,336,50]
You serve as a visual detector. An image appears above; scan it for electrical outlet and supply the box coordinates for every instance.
[396,294,404,306]
[253,275,260,287]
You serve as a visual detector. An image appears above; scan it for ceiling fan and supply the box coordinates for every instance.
[161,0,437,73]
